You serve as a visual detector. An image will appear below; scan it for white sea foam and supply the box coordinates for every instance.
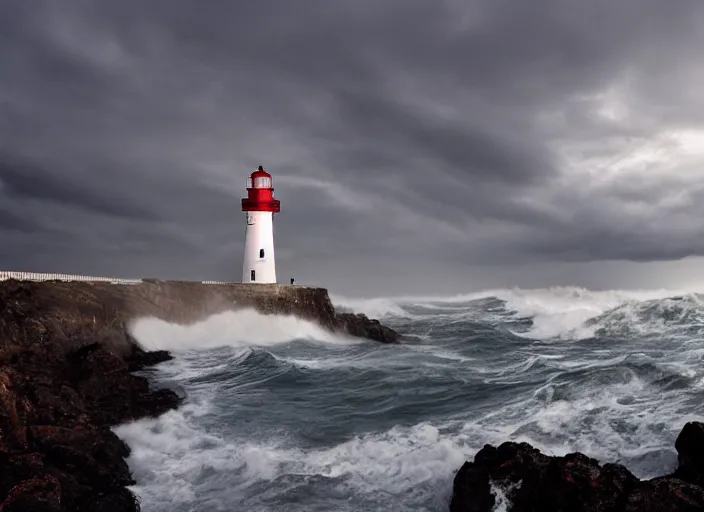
[490,480,521,512]
[116,401,471,511]
[494,287,685,340]
[592,293,704,339]
[277,350,392,370]
[128,308,358,352]
[115,401,224,508]
[330,295,409,318]
[403,344,476,363]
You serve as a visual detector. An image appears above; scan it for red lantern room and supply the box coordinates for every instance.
[241,166,281,213]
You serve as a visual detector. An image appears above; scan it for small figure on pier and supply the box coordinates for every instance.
[290,277,295,285]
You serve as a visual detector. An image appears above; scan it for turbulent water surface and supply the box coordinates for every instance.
[115,286,704,511]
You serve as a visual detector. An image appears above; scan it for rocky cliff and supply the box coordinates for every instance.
[0,278,397,511]
[0,340,178,511]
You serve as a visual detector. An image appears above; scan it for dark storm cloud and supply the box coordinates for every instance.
[0,208,45,234]
[2,0,704,293]
[0,155,159,220]
[324,88,555,184]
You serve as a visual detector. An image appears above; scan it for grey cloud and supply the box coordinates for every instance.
[324,89,555,184]
[0,208,46,234]
[2,0,704,295]
[0,155,160,221]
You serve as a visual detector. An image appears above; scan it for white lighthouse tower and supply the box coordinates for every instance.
[241,165,280,283]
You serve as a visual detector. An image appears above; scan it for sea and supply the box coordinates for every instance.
[113,286,704,511]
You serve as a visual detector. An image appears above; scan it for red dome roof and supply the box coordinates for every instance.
[250,165,272,179]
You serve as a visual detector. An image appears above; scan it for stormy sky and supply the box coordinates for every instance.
[2,0,704,296]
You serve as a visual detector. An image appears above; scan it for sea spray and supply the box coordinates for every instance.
[128,308,359,352]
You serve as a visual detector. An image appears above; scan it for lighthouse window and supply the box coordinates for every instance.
[253,176,272,189]
[259,248,265,258]
[250,270,256,281]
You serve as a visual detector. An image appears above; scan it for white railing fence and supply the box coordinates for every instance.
[0,271,142,284]
[0,271,239,285]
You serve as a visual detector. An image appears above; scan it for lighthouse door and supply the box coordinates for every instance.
[250,269,256,281]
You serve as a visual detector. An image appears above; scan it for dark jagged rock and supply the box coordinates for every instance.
[0,475,63,512]
[334,312,398,343]
[673,421,704,488]
[625,477,704,512]
[125,344,172,372]
[450,421,704,512]
[0,337,179,511]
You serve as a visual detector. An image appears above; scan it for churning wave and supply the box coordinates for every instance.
[333,286,688,339]
[115,286,704,511]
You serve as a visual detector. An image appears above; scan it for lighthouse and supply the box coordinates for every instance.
[241,166,280,284]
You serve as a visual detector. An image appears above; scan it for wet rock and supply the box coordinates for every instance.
[0,339,180,511]
[625,477,704,512]
[673,421,704,488]
[450,462,495,512]
[30,425,133,486]
[450,422,704,512]
[125,344,173,371]
[69,343,179,425]
[334,312,398,343]
[80,488,141,512]
[451,442,637,512]
[0,475,62,512]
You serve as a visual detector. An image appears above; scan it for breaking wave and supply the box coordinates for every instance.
[334,286,688,340]
[116,286,704,511]
[588,293,704,339]
[129,308,357,352]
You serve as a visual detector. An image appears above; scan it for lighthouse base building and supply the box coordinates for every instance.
[241,166,280,284]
